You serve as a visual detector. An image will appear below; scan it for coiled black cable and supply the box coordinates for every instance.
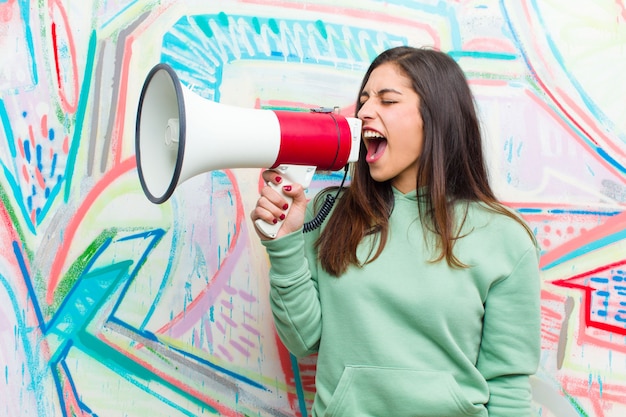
[303,165,349,233]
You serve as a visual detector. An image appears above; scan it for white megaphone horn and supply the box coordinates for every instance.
[135,63,362,238]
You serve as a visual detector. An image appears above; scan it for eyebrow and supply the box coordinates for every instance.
[360,88,403,98]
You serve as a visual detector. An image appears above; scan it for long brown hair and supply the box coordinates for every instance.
[316,46,533,276]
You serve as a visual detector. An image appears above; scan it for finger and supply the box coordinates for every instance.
[254,194,287,224]
[260,184,290,211]
[261,169,284,185]
[280,183,306,205]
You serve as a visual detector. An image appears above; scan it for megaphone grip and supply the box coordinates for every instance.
[254,164,316,239]
[254,184,293,239]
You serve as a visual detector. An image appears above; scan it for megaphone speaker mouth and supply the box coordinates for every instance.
[135,63,362,208]
[135,63,186,204]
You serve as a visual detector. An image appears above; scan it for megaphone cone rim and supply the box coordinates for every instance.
[135,63,186,204]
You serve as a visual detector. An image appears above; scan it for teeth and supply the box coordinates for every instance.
[363,130,384,139]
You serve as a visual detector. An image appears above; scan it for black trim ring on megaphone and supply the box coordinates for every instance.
[135,63,362,238]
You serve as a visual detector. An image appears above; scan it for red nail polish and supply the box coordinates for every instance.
[283,185,292,192]
[275,176,282,183]
[272,218,278,224]
[279,214,286,220]
[283,203,289,210]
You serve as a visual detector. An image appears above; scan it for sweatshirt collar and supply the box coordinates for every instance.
[392,186,418,201]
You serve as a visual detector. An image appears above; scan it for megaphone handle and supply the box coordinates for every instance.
[254,164,316,239]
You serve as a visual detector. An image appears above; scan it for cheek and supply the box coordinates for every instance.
[395,119,423,152]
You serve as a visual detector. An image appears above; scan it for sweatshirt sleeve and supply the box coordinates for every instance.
[476,245,541,417]
[261,225,322,358]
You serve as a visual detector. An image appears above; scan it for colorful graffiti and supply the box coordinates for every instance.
[0,0,624,416]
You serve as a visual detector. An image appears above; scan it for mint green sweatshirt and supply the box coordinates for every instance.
[263,188,541,417]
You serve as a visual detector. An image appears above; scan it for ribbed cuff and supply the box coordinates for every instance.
[261,228,305,277]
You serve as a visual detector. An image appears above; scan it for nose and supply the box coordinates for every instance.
[357,99,374,120]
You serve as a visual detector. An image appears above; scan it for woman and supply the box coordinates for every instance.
[251,46,541,417]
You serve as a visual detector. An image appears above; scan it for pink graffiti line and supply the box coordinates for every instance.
[154,170,245,338]
[95,332,244,416]
[560,374,626,417]
[111,34,133,166]
[539,211,626,270]
[110,3,176,166]
[520,0,626,162]
[57,365,95,417]
[240,0,441,48]
[46,157,136,304]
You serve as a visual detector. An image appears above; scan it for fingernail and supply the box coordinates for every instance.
[283,203,289,210]
[272,218,278,224]
[279,214,286,220]
[283,185,292,192]
[275,176,282,183]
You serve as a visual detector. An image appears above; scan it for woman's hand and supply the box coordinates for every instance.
[250,170,308,240]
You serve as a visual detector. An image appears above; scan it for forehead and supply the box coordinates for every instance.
[361,62,413,94]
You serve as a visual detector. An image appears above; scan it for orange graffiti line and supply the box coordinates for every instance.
[18,137,25,159]
[522,87,616,177]
[468,78,508,87]
[35,168,45,189]
[618,0,626,22]
[462,37,517,54]
[0,0,17,23]
[154,170,245,336]
[28,123,35,148]
[560,375,626,417]
[541,288,567,302]
[240,0,441,48]
[46,157,136,304]
[21,165,29,183]
[59,369,92,417]
[541,305,562,321]
[0,191,20,246]
[49,0,79,113]
[519,1,622,164]
[95,332,245,416]
[110,3,176,167]
[520,1,558,86]
[539,330,559,344]
[40,114,48,138]
[519,0,626,166]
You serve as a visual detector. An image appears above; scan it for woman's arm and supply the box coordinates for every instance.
[253,174,324,357]
[263,228,322,357]
[476,245,542,416]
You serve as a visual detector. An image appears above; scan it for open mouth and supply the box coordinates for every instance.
[363,130,387,162]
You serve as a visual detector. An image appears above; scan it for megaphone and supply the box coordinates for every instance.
[135,63,362,238]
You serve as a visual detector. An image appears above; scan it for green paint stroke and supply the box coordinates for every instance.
[47,228,117,316]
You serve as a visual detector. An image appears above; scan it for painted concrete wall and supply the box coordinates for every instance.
[0,0,625,416]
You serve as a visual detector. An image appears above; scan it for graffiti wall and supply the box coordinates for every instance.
[0,0,624,416]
